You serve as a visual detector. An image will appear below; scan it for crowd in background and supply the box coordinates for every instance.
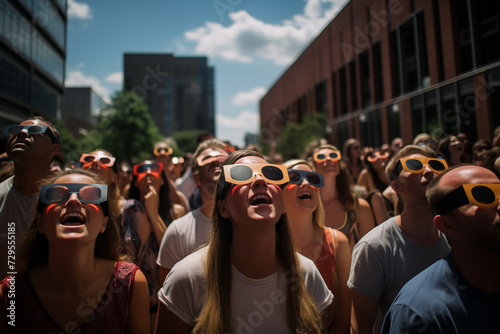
[0,117,499,333]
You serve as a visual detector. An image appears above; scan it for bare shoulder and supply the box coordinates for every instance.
[173,204,186,219]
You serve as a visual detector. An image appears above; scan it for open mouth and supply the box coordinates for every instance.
[298,192,312,200]
[61,212,86,225]
[250,194,272,205]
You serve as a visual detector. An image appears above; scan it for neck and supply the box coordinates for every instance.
[231,226,277,279]
[200,188,215,217]
[320,175,338,201]
[47,244,97,297]
[288,210,315,250]
[450,246,500,293]
[13,163,52,196]
[399,200,440,245]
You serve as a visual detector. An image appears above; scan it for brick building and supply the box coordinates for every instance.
[260,0,500,148]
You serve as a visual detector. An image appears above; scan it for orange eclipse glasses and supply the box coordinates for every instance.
[80,154,116,169]
[133,162,164,182]
[153,147,173,156]
[313,150,342,163]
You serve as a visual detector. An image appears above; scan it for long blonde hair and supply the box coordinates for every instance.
[193,150,322,333]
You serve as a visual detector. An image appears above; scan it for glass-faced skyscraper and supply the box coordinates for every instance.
[124,53,215,137]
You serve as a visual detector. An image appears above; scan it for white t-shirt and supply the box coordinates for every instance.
[159,247,333,333]
[0,176,38,276]
[347,217,450,334]
[156,208,210,270]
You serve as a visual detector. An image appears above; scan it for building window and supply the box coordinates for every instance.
[349,61,357,111]
[392,12,430,94]
[411,95,424,136]
[388,104,401,140]
[359,51,370,108]
[458,78,477,140]
[315,80,327,112]
[440,84,458,136]
[336,120,349,148]
[489,68,500,136]
[359,109,382,148]
[338,67,348,115]
[373,42,384,103]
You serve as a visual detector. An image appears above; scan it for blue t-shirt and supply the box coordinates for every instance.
[381,255,500,333]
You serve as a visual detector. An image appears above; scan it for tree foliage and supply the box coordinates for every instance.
[172,130,203,155]
[276,112,327,160]
[94,90,163,163]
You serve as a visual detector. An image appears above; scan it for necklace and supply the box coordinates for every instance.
[47,259,98,303]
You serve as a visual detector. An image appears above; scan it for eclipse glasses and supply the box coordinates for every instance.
[390,157,448,181]
[432,183,500,215]
[4,124,57,144]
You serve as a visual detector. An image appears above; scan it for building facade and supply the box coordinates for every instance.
[123,53,215,137]
[64,87,104,137]
[260,0,500,149]
[0,0,66,148]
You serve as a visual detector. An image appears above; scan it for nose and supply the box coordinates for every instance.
[300,178,310,187]
[91,160,101,169]
[17,129,29,137]
[65,193,82,207]
[251,173,268,189]
[422,165,434,177]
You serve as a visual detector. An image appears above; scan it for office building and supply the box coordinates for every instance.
[0,0,67,148]
[260,0,500,148]
[123,53,215,137]
[64,87,104,137]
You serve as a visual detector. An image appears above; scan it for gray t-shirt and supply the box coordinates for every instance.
[347,216,450,334]
[159,247,333,333]
[0,176,38,276]
[156,208,210,270]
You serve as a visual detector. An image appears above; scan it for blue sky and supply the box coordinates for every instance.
[65,0,348,147]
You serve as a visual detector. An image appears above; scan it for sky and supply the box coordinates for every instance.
[65,0,349,147]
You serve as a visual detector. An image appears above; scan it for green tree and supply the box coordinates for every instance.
[276,112,327,160]
[173,130,203,154]
[95,90,163,163]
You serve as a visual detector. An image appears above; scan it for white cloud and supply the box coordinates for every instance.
[65,70,111,104]
[105,71,123,85]
[232,87,266,106]
[67,0,93,20]
[217,111,259,147]
[185,0,346,65]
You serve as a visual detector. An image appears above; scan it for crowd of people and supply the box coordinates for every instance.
[0,116,499,333]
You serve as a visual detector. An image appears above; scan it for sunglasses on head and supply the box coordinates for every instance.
[197,149,228,167]
[80,154,116,168]
[313,151,341,163]
[39,183,108,214]
[153,147,173,156]
[432,183,500,215]
[287,169,324,187]
[390,157,448,181]
[222,163,289,186]
[4,124,57,144]
[133,162,163,181]
[367,152,390,163]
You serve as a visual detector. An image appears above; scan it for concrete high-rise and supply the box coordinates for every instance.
[0,0,67,148]
[124,53,215,137]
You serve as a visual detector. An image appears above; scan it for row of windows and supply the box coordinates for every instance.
[0,56,61,118]
[0,0,64,84]
[19,0,66,14]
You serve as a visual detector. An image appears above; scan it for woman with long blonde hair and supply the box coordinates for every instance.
[156,150,332,333]
[283,159,352,333]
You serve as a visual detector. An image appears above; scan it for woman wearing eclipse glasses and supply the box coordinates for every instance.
[282,159,352,334]
[156,150,332,334]
[309,144,375,250]
[0,169,150,333]
[121,160,186,330]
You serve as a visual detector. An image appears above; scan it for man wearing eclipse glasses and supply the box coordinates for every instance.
[157,139,228,283]
[0,117,61,276]
[382,165,500,333]
[348,145,451,334]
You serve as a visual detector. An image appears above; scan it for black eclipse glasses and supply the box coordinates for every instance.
[4,124,58,144]
[287,169,324,187]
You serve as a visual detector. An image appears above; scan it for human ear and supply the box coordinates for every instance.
[100,217,109,233]
[36,216,45,234]
[391,180,403,194]
[433,215,456,238]
[217,200,230,218]
[192,171,201,187]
